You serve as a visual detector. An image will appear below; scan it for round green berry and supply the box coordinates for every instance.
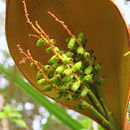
[43,65,51,72]
[96,77,104,85]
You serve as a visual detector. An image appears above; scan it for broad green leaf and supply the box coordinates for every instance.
[13,119,27,127]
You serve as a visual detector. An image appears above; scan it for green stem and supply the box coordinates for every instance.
[81,101,115,130]
[84,86,107,118]
[95,86,120,130]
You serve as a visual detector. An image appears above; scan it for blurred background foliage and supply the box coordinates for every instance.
[0,0,130,130]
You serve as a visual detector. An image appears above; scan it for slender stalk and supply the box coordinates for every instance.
[95,85,120,130]
[85,87,107,117]
[81,101,116,130]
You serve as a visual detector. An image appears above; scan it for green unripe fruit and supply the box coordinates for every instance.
[37,78,46,86]
[46,47,52,53]
[77,47,84,55]
[65,93,72,100]
[78,32,85,43]
[49,55,59,63]
[42,85,52,91]
[71,81,81,92]
[93,64,101,73]
[68,38,76,49]
[72,61,82,72]
[37,72,43,80]
[55,65,65,74]
[43,65,51,72]
[65,38,70,44]
[96,77,104,85]
[81,88,89,97]
[84,65,93,75]
[36,38,44,47]
[83,75,93,83]
[54,92,63,99]
[63,69,72,76]
[83,51,90,58]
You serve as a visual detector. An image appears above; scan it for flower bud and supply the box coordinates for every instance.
[93,64,101,73]
[96,77,104,85]
[80,101,89,109]
[37,71,43,80]
[51,63,59,71]
[54,47,60,52]
[80,88,89,97]
[83,51,90,58]
[68,38,76,49]
[30,62,36,68]
[49,55,59,63]
[78,32,85,43]
[71,81,81,92]
[55,65,65,74]
[62,76,73,83]
[65,93,72,100]
[54,92,63,99]
[42,85,52,91]
[84,65,93,75]
[46,47,52,53]
[50,77,57,83]
[83,75,93,83]
[72,61,82,72]
[65,38,70,44]
[43,65,51,72]
[50,39,56,45]
[65,51,73,57]
[37,78,46,86]
[36,38,45,47]
[63,69,72,76]
[90,56,96,64]
[77,47,84,55]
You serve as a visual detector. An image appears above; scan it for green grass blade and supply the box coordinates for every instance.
[0,64,84,130]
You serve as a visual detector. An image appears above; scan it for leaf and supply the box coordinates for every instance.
[0,112,6,119]
[13,119,27,127]
[0,64,84,130]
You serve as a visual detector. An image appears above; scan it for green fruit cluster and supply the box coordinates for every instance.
[33,32,104,110]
